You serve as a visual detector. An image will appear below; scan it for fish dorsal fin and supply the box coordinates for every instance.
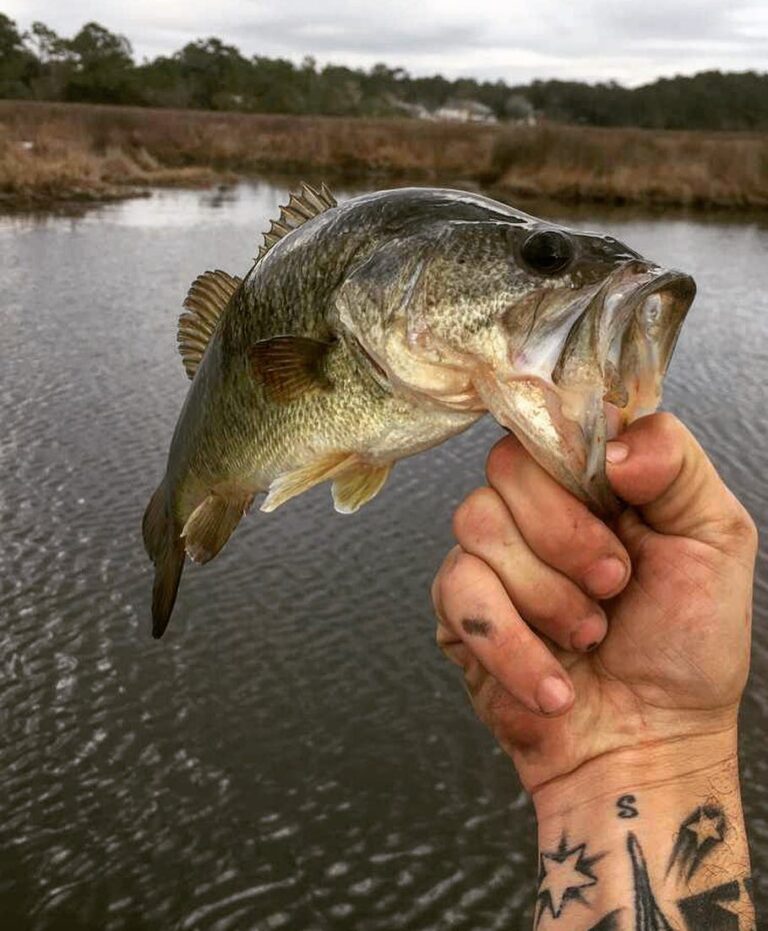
[257,181,337,262]
[178,270,241,380]
[332,462,392,513]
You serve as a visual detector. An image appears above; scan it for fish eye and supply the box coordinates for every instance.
[521,230,574,275]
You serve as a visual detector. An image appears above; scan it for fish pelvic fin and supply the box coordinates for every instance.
[332,462,392,514]
[178,270,241,380]
[181,490,252,564]
[261,452,356,513]
[142,482,186,639]
[256,181,337,262]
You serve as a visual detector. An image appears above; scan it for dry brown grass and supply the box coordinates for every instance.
[490,123,768,209]
[1,100,766,210]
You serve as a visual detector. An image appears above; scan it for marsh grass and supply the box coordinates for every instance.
[1,100,766,210]
[490,123,768,208]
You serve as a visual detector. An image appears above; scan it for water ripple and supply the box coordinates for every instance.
[0,184,766,928]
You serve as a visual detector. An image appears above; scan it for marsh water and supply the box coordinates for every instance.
[1,181,766,930]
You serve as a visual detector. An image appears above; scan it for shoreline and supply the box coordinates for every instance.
[1,100,767,213]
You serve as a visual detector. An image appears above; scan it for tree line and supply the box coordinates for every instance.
[2,14,767,131]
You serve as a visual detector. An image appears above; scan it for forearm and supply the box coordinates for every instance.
[530,732,754,930]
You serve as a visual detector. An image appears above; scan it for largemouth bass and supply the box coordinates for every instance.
[143,184,695,637]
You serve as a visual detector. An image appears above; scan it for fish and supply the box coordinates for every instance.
[142,183,695,638]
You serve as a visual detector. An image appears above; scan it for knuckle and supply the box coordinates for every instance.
[452,486,503,545]
[431,546,461,609]
[439,549,485,605]
[485,435,519,485]
[634,411,684,460]
[721,503,759,550]
[555,507,608,561]
[653,410,682,439]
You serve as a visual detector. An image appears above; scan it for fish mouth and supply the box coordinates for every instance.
[476,262,696,516]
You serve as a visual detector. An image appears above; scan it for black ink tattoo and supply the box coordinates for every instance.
[461,617,493,637]
[666,804,726,881]
[587,909,624,930]
[617,794,639,819]
[627,833,674,930]
[535,834,604,925]
[678,878,755,930]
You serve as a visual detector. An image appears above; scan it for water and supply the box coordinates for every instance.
[1,181,766,929]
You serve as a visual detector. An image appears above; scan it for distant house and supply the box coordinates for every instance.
[505,94,538,126]
[388,97,432,120]
[433,98,498,124]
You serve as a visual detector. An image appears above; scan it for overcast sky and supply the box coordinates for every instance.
[6,0,768,87]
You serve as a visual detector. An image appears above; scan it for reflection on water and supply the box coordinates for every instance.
[1,182,766,929]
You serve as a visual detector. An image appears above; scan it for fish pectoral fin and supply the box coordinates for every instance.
[178,270,242,380]
[261,452,355,513]
[181,490,252,564]
[332,462,392,514]
[250,336,335,404]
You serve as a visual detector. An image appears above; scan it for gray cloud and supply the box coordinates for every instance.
[5,0,768,85]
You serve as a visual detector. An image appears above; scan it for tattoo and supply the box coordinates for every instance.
[535,834,604,925]
[627,833,674,930]
[617,795,639,819]
[678,878,755,930]
[461,617,493,637]
[587,909,624,930]
[666,804,726,881]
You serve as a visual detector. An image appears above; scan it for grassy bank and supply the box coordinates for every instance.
[1,100,766,210]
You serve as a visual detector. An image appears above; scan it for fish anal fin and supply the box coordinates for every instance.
[261,452,355,513]
[178,270,241,380]
[332,462,392,514]
[181,490,252,564]
[256,181,337,261]
[250,336,334,404]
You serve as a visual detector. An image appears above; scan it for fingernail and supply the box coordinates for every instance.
[584,556,628,598]
[606,442,629,464]
[571,612,607,652]
[537,676,573,715]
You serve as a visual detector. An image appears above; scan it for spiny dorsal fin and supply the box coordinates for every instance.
[249,335,334,404]
[177,270,241,380]
[256,181,337,262]
[332,462,392,514]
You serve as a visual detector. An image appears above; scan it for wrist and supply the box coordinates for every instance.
[531,730,753,929]
[532,728,739,825]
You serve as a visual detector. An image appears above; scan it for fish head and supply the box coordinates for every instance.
[339,214,696,516]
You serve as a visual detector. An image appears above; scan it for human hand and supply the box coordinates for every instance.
[431,413,757,798]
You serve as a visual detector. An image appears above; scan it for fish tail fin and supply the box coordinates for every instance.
[142,481,185,639]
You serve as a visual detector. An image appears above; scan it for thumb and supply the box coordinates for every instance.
[605,412,757,554]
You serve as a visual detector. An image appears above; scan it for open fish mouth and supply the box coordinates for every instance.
[476,261,696,516]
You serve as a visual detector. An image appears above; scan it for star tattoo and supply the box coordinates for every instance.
[535,834,604,924]
[667,804,726,881]
[687,809,724,847]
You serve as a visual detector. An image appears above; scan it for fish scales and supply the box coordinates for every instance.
[143,184,695,637]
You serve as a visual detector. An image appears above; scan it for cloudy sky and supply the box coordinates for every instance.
[6,0,768,87]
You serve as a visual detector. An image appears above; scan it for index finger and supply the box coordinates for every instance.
[485,435,631,600]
